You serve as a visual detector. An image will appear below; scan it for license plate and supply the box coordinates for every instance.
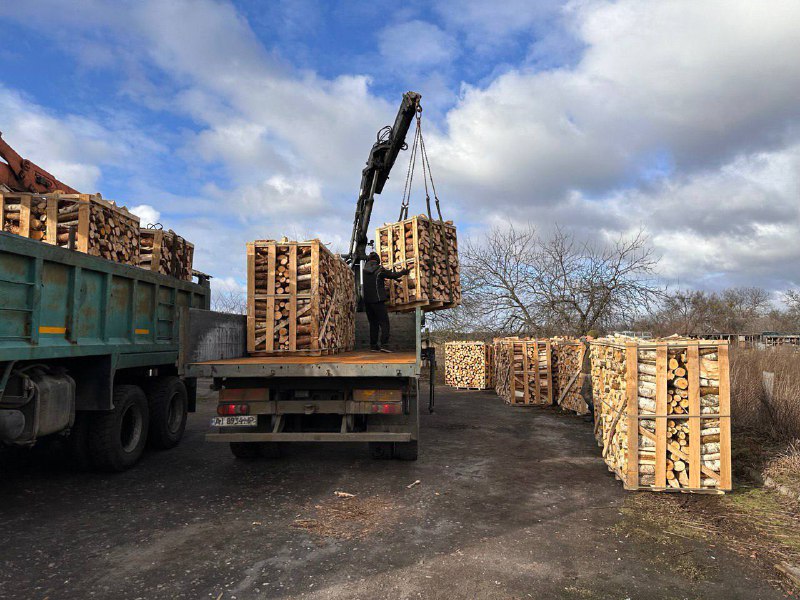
[210,416,258,427]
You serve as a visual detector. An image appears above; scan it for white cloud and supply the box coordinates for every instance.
[130,204,161,227]
[378,20,458,68]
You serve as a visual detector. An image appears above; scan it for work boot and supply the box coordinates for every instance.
[370,346,381,352]
[380,347,394,353]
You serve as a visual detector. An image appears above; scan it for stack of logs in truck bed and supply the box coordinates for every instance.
[138,228,194,281]
[590,337,731,492]
[1,192,140,265]
[247,239,355,356]
[376,214,461,312]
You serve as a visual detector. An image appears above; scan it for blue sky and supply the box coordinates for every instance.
[1,0,800,298]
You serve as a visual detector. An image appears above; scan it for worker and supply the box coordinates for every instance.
[362,252,410,352]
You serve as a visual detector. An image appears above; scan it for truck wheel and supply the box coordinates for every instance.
[230,442,262,459]
[393,441,418,461]
[144,376,188,450]
[369,442,393,459]
[89,385,149,471]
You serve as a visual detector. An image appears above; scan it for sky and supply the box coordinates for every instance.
[1,0,799,298]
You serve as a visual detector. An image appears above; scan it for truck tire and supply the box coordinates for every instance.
[144,376,188,450]
[230,442,262,459]
[89,385,149,471]
[369,442,393,459]
[393,441,418,461]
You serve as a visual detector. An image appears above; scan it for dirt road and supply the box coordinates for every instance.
[0,385,779,599]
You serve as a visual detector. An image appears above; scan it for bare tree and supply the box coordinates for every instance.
[537,227,662,334]
[211,289,247,314]
[458,223,662,336]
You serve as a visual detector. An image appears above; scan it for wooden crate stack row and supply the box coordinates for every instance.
[247,239,355,356]
[551,338,589,415]
[495,338,553,406]
[375,214,461,312]
[590,337,731,493]
[139,228,194,281]
[444,341,494,390]
[1,192,140,265]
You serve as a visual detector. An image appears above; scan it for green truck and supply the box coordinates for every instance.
[0,231,214,470]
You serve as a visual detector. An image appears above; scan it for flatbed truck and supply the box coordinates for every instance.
[186,310,421,460]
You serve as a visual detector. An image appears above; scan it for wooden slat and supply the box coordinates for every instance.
[531,341,540,404]
[265,244,276,352]
[46,197,58,244]
[544,340,553,404]
[687,343,701,488]
[246,242,255,353]
[412,218,420,302]
[310,241,320,351]
[18,195,31,238]
[718,343,732,491]
[655,344,668,489]
[289,245,297,352]
[625,344,639,489]
[522,342,531,404]
[77,201,90,253]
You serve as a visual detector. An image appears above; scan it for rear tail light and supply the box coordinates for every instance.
[371,403,403,415]
[217,403,250,416]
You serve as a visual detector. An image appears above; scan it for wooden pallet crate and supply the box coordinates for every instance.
[552,337,588,415]
[139,228,194,281]
[444,341,494,390]
[247,239,355,356]
[493,338,512,399]
[590,337,732,493]
[494,338,553,406]
[1,192,140,265]
[375,214,461,312]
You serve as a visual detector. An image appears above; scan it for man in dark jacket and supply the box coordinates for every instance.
[362,252,409,352]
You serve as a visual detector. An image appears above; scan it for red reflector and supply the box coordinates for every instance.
[371,403,402,414]
[217,403,249,416]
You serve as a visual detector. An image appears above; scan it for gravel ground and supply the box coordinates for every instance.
[0,383,781,599]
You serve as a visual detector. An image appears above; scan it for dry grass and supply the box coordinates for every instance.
[730,347,800,441]
[291,494,398,540]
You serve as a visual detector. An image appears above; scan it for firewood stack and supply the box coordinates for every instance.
[247,239,355,356]
[493,339,512,400]
[139,228,195,280]
[375,215,461,312]
[551,338,588,415]
[444,341,494,389]
[493,338,553,406]
[590,336,731,493]
[1,192,140,265]
[1,194,48,240]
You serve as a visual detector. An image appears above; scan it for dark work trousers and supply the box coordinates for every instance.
[365,301,390,348]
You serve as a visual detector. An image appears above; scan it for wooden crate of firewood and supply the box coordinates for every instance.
[589,337,731,493]
[494,338,553,406]
[494,338,512,400]
[138,228,194,280]
[375,214,461,312]
[247,238,355,356]
[444,341,494,389]
[551,337,588,415]
[1,192,140,265]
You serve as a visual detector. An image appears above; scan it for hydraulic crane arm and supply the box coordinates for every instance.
[346,91,421,266]
[0,132,79,194]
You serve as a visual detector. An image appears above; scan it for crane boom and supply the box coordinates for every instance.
[0,132,79,194]
[346,91,421,266]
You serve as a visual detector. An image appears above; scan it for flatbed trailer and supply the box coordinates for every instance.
[0,231,225,470]
[187,310,421,460]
